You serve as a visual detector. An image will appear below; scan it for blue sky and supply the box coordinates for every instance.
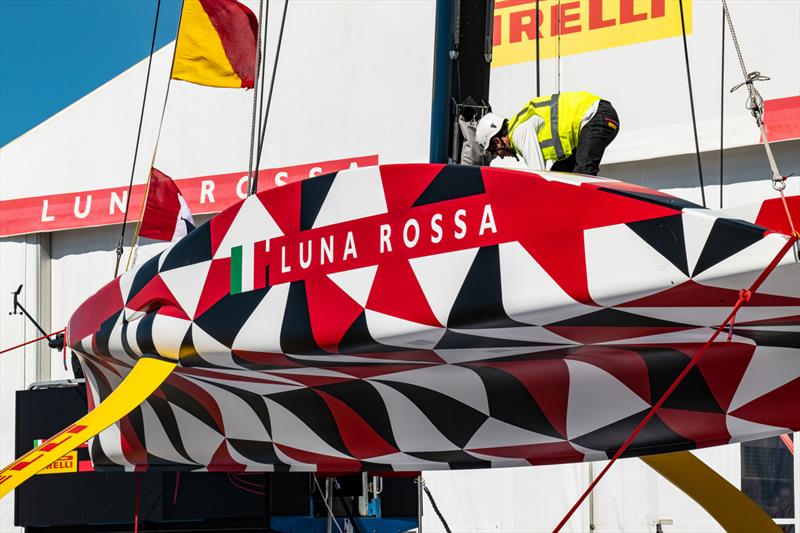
[0,0,182,146]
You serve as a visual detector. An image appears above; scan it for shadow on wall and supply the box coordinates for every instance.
[601,139,800,191]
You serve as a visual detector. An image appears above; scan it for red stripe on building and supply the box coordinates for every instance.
[0,156,378,237]
[762,95,800,143]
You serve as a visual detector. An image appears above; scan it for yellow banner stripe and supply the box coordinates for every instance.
[0,357,176,499]
[172,0,242,88]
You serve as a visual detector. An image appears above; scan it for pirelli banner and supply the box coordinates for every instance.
[489,0,800,164]
[492,0,684,67]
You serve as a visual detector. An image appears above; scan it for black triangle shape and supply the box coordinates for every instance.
[160,221,212,272]
[692,218,765,277]
[373,380,488,449]
[127,252,162,303]
[300,171,337,230]
[135,312,158,356]
[178,325,198,359]
[266,388,350,456]
[194,286,270,348]
[466,365,561,438]
[448,245,526,329]
[636,346,723,413]
[571,410,694,458]
[338,311,406,354]
[407,450,491,470]
[627,214,690,276]
[551,307,690,328]
[280,281,328,354]
[412,165,485,207]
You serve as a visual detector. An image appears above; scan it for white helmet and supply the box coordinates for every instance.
[475,112,506,152]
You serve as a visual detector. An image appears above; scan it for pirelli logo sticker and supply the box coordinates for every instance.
[492,0,691,67]
[32,439,80,475]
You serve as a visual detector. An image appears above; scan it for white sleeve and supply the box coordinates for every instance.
[510,116,546,170]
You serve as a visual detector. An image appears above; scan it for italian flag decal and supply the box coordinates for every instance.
[230,244,254,294]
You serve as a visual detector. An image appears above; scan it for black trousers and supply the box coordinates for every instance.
[550,100,619,176]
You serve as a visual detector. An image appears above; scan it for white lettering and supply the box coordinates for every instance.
[236,175,249,199]
[200,180,216,204]
[299,240,312,269]
[403,218,420,248]
[380,224,392,253]
[41,200,55,222]
[74,195,92,219]
[348,161,360,170]
[281,246,291,273]
[274,171,288,187]
[479,204,497,235]
[344,231,358,260]
[430,213,443,243]
[320,235,334,265]
[309,166,322,178]
[454,209,467,239]
[110,190,127,215]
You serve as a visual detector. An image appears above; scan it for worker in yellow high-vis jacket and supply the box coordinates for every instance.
[475,92,619,175]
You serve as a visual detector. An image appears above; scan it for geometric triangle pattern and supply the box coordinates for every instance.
[67,164,800,473]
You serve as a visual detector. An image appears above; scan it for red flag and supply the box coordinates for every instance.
[139,169,195,242]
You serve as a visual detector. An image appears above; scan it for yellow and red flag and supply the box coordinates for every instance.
[172,0,258,89]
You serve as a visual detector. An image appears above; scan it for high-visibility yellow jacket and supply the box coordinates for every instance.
[508,91,601,161]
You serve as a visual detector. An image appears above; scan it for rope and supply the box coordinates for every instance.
[134,472,140,533]
[553,232,799,532]
[246,0,266,196]
[421,478,452,533]
[679,0,706,207]
[721,0,785,192]
[556,0,561,93]
[535,0,540,97]
[122,3,185,273]
[114,0,163,278]
[0,328,65,356]
[253,0,289,194]
[719,5,725,209]
[313,475,344,533]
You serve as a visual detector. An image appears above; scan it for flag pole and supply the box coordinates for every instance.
[124,0,186,273]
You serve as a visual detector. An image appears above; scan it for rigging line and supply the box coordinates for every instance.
[246,0,266,196]
[114,0,163,278]
[556,0,561,93]
[421,478,453,533]
[721,0,785,194]
[719,3,725,209]
[252,0,289,194]
[553,232,799,533]
[679,0,706,208]
[255,0,271,165]
[535,0,540,96]
[123,1,186,273]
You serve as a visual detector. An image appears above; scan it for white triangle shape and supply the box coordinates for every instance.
[499,241,596,325]
[682,209,718,275]
[214,196,283,259]
[451,326,577,345]
[466,417,560,450]
[312,166,387,228]
[159,260,212,319]
[328,264,378,307]
[565,359,650,440]
[171,403,225,466]
[232,282,290,352]
[369,380,461,452]
[728,346,800,412]
[409,247,479,327]
[378,364,490,415]
[263,397,352,458]
[364,309,445,349]
[726,415,788,441]
[191,323,239,368]
[151,313,191,360]
[584,223,689,307]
